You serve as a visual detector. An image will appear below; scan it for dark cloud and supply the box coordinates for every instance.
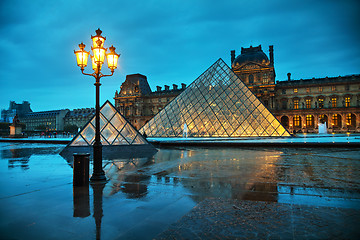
[1,0,360,111]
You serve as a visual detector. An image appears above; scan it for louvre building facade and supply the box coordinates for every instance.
[115,45,360,134]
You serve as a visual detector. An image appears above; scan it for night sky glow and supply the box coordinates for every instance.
[0,0,359,112]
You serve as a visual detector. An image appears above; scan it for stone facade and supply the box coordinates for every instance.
[231,45,360,133]
[64,108,95,129]
[20,109,69,131]
[274,75,360,133]
[231,45,276,109]
[114,74,186,129]
[114,45,360,134]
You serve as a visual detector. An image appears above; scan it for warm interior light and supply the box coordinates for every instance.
[91,55,102,71]
[74,42,89,69]
[106,45,120,71]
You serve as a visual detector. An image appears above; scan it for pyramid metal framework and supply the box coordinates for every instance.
[69,100,148,146]
[140,58,290,137]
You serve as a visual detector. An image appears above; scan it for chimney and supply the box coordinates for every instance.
[156,86,162,91]
[287,73,291,81]
[181,83,186,89]
[269,45,274,65]
[173,84,178,90]
[231,50,235,64]
[164,85,169,91]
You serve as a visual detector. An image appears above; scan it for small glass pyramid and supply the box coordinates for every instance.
[69,100,148,146]
[140,58,290,137]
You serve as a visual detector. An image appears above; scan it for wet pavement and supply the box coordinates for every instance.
[0,142,359,239]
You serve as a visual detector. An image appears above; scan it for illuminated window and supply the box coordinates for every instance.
[293,99,299,109]
[319,86,323,92]
[331,97,337,108]
[332,114,341,128]
[345,97,350,107]
[263,73,269,84]
[332,85,336,91]
[346,113,352,126]
[306,88,310,93]
[306,99,311,109]
[293,115,301,127]
[294,88,298,93]
[306,115,314,127]
[318,98,324,108]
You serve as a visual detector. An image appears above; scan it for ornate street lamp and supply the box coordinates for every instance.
[74,28,120,182]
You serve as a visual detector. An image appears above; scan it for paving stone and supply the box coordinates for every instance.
[155,198,360,239]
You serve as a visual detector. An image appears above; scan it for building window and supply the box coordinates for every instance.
[318,98,324,108]
[263,73,269,84]
[306,88,310,93]
[293,99,299,109]
[332,85,336,91]
[306,115,314,127]
[294,88,298,93]
[345,85,350,91]
[306,99,311,109]
[293,115,301,127]
[345,97,350,107]
[282,89,286,94]
[332,114,341,128]
[319,86,323,92]
[346,113,352,126]
[248,74,254,84]
[331,97,337,108]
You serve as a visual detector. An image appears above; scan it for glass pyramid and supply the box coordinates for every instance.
[140,58,290,137]
[69,100,148,146]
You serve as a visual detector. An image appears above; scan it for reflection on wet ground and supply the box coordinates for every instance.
[0,142,359,239]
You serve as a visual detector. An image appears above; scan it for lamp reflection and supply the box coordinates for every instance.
[91,182,106,240]
[72,182,105,240]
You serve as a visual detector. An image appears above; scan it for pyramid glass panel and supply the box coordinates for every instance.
[68,101,149,146]
[140,58,290,137]
[72,135,88,146]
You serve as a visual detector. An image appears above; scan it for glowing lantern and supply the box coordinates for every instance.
[91,55,102,72]
[74,42,89,70]
[106,45,120,71]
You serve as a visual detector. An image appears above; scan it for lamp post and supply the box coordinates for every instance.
[74,28,120,182]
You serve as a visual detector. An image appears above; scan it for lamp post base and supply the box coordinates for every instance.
[90,172,107,182]
[91,143,106,182]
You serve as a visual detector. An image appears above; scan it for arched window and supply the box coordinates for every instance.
[346,113,356,128]
[332,114,341,128]
[306,115,314,127]
[293,115,301,128]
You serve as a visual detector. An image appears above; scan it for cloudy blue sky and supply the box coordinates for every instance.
[0,0,359,112]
